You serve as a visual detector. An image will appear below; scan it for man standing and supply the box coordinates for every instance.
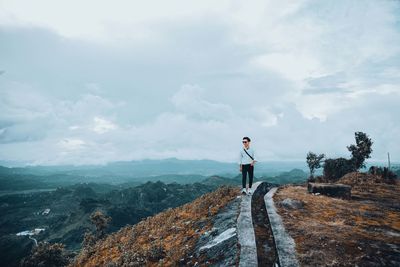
[239,136,256,195]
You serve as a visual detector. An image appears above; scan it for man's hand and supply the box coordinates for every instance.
[239,165,242,172]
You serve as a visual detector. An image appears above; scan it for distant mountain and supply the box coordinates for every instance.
[260,168,308,185]
[0,158,309,179]
[2,158,237,177]
[0,162,310,195]
[0,172,207,193]
[200,175,242,187]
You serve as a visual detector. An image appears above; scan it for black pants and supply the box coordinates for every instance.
[241,164,254,188]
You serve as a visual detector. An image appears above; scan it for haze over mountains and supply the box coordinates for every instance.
[1,158,394,185]
[6,157,395,174]
[1,158,309,175]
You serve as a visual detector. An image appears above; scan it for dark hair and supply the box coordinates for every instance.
[243,136,251,142]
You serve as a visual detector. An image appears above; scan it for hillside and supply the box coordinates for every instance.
[273,172,400,266]
[11,169,400,266]
[70,186,240,266]
[0,181,218,267]
[72,172,400,266]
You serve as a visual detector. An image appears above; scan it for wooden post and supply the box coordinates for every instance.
[387,152,391,170]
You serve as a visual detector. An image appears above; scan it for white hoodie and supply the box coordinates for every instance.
[239,147,256,165]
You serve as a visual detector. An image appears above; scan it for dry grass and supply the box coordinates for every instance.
[70,186,239,267]
[274,175,400,266]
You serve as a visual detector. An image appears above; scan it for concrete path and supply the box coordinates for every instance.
[237,181,261,267]
[264,187,299,267]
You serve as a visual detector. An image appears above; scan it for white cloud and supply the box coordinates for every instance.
[0,0,399,164]
[251,52,323,83]
[0,0,232,44]
[170,84,234,121]
[69,125,80,130]
[0,82,52,124]
[57,138,86,151]
[250,107,281,127]
[92,116,117,134]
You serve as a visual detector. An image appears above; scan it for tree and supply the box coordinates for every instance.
[323,158,355,181]
[90,210,111,239]
[306,152,325,178]
[347,132,373,170]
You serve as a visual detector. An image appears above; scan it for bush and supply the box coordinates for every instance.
[323,158,356,182]
[90,210,111,239]
[319,132,373,182]
[369,166,398,184]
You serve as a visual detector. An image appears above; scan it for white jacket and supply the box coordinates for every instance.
[239,147,256,165]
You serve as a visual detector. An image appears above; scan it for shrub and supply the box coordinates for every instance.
[323,158,356,182]
[320,132,373,182]
[90,210,112,239]
[369,166,398,184]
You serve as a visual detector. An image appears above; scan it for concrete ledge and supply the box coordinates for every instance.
[237,181,261,267]
[264,187,299,267]
[308,182,351,199]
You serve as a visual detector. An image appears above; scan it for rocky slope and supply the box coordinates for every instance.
[70,186,240,266]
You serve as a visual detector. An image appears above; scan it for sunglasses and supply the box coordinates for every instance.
[242,141,248,143]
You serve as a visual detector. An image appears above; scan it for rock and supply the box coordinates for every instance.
[281,198,304,209]
[307,183,351,199]
[193,196,241,266]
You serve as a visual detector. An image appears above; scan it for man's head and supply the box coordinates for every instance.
[242,136,251,148]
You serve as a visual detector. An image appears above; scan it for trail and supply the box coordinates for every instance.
[264,187,299,267]
[236,182,299,267]
[251,183,278,266]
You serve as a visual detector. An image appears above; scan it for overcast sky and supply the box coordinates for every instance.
[0,0,399,166]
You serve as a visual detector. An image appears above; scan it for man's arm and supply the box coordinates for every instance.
[251,149,257,165]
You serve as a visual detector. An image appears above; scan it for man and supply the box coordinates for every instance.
[239,136,256,195]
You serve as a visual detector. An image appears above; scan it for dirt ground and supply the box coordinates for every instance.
[274,173,400,266]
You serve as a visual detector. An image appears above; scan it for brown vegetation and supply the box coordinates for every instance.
[274,173,400,266]
[70,186,239,267]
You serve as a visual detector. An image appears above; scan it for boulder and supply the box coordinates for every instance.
[281,198,304,209]
[307,183,351,199]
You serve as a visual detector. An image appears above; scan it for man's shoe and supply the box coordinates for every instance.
[247,188,253,195]
[241,188,246,195]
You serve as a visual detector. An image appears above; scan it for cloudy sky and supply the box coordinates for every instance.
[0,0,399,166]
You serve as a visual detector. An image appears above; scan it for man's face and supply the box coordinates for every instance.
[242,139,250,148]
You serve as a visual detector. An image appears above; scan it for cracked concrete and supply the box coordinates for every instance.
[237,181,261,267]
[264,187,299,267]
